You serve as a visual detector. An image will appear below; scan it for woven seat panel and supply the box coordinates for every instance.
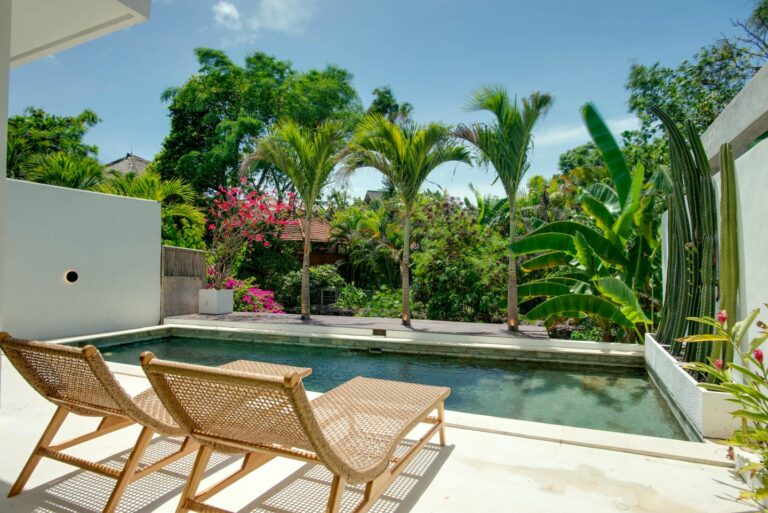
[162,374,314,452]
[219,360,311,378]
[8,346,122,413]
[310,377,449,473]
[132,388,180,429]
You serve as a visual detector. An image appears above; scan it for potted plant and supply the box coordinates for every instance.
[200,181,291,314]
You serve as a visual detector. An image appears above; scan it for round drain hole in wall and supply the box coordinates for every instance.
[64,270,79,284]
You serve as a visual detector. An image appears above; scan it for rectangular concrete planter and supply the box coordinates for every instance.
[645,333,739,439]
[198,289,233,315]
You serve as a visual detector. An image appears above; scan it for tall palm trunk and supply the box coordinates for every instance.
[401,206,411,326]
[301,210,312,320]
[507,197,519,331]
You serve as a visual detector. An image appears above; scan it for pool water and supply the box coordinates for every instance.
[101,336,687,440]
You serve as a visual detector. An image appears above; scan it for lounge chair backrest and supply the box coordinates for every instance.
[0,334,179,434]
[140,354,322,454]
[0,335,131,416]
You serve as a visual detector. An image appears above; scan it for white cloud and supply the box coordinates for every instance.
[536,116,640,147]
[212,0,318,41]
[249,0,317,33]
[213,1,242,31]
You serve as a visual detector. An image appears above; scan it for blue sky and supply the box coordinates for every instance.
[8,0,755,199]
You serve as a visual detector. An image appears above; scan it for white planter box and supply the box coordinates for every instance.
[645,333,740,439]
[198,289,234,315]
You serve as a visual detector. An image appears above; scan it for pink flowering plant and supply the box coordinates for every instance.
[206,181,295,289]
[681,307,768,507]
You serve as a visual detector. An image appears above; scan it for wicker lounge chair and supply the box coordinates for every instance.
[140,352,451,513]
[0,333,199,513]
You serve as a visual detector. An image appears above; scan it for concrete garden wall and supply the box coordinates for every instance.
[2,180,161,339]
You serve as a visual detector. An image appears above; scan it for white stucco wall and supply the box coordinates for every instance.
[2,180,161,339]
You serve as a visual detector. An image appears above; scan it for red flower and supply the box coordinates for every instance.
[754,349,764,364]
[713,359,723,370]
[716,310,728,325]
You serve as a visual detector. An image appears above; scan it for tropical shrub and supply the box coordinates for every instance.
[361,286,416,319]
[29,153,104,190]
[411,195,507,323]
[682,308,768,510]
[278,264,345,309]
[206,182,292,289]
[336,284,368,310]
[511,103,662,342]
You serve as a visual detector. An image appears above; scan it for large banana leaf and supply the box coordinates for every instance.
[584,182,620,213]
[520,252,572,272]
[581,103,631,209]
[573,231,601,273]
[595,277,651,325]
[579,190,619,245]
[525,294,634,327]
[527,221,628,267]
[511,232,576,256]
[613,163,645,239]
[517,280,571,299]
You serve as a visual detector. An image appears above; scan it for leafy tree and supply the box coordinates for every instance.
[558,142,603,173]
[96,168,205,247]
[733,0,768,70]
[456,87,554,331]
[246,120,348,319]
[155,48,362,195]
[347,115,471,325]
[367,86,414,123]
[7,107,99,178]
[29,153,104,190]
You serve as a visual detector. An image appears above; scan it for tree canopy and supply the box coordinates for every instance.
[154,48,362,195]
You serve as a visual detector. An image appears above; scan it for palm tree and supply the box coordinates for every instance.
[96,168,204,232]
[347,114,471,326]
[29,153,104,190]
[456,87,553,331]
[243,119,348,320]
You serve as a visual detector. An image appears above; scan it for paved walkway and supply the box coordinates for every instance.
[167,312,550,340]
[0,357,747,513]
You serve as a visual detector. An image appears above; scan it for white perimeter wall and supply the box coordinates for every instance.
[2,180,161,339]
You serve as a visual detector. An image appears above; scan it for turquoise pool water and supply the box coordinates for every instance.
[101,336,687,440]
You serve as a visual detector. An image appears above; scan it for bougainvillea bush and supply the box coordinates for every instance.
[206,274,284,313]
[206,180,295,289]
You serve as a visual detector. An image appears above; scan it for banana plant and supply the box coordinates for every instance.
[512,103,661,341]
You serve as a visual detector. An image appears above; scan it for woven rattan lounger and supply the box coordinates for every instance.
[140,353,451,513]
[0,333,200,513]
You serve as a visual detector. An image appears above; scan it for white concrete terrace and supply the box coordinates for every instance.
[0,356,749,513]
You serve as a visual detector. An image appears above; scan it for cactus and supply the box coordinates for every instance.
[715,143,738,363]
[651,106,718,362]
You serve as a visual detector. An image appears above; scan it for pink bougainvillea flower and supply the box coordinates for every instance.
[716,310,728,325]
[754,349,764,364]
[713,359,723,370]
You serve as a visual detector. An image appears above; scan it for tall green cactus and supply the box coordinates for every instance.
[651,105,718,362]
[715,143,738,363]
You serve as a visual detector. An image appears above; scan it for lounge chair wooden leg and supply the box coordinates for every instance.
[102,426,154,513]
[176,445,213,513]
[326,474,346,513]
[437,401,447,447]
[8,405,69,497]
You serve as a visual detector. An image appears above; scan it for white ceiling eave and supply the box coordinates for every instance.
[10,0,151,67]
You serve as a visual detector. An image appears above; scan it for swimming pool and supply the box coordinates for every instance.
[100,335,687,440]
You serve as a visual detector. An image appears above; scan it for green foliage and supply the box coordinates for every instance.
[367,86,413,123]
[277,264,345,309]
[7,107,99,179]
[627,40,756,135]
[362,286,410,319]
[29,153,104,190]
[336,283,369,310]
[154,48,362,194]
[682,309,768,511]
[411,196,507,323]
[512,104,662,342]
